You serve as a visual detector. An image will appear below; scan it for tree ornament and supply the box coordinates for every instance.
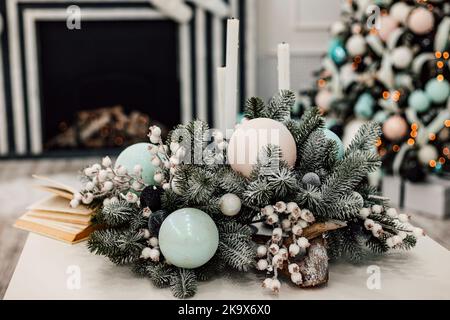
[390,2,412,24]
[382,115,408,141]
[391,46,413,69]
[355,93,375,119]
[346,34,366,56]
[328,39,347,65]
[425,78,450,104]
[140,185,163,211]
[115,143,157,185]
[219,193,242,216]
[315,89,334,113]
[418,144,438,165]
[227,118,297,178]
[257,245,267,257]
[158,208,219,269]
[330,20,346,35]
[148,209,170,235]
[323,128,345,159]
[302,172,321,187]
[408,90,431,113]
[378,15,398,42]
[408,7,435,35]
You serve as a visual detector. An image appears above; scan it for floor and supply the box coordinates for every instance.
[0,158,449,299]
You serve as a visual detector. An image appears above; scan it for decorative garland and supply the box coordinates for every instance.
[71,90,423,298]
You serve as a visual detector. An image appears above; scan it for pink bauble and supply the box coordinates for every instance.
[408,7,434,35]
[227,118,297,178]
[315,90,334,113]
[379,15,398,42]
[382,115,408,141]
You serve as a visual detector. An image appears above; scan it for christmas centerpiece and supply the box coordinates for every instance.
[71,19,423,298]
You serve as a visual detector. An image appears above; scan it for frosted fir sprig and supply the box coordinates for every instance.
[359,205,424,247]
[256,201,315,293]
[71,156,146,208]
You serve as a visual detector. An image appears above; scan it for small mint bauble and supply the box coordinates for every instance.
[302,172,321,187]
[425,79,450,104]
[158,208,219,269]
[219,193,242,216]
[408,90,430,113]
[355,93,375,119]
[323,129,344,159]
[115,143,156,185]
[328,39,347,65]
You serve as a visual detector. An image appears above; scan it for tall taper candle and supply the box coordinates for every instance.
[216,67,227,133]
[224,18,239,133]
[278,42,290,91]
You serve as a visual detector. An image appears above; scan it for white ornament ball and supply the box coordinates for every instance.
[219,193,242,216]
[386,208,398,218]
[371,204,383,214]
[382,115,408,141]
[227,118,297,178]
[390,2,412,24]
[408,7,434,35]
[418,144,438,165]
[391,46,413,69]
[359,207,371,219]
[315,90,334,113]
[346,34,367,56]
[331,21,346,35]
[379,15,399,42]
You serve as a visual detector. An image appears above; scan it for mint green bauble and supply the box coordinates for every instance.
[115,143,156,185]
[408,90,431,113]
[159,208,219,269]
[425,79,450,104]
[323,129,345,159]
[355,93,375,119]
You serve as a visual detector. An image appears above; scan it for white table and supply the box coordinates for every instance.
[4,233,450,300]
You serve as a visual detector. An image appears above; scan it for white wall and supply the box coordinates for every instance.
[255,0,341,100]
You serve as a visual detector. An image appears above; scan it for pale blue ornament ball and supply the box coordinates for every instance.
[355,93,375,119]
[158,208,219,269]
[408,90,430,113]
[328,39,347,65]
[425,79,450,104]
[373,110,388,123]
[323,129,345,159]
[115,143,156,185]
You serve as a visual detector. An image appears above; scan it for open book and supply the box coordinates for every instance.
[31,174,77,200]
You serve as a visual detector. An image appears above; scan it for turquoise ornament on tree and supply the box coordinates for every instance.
[408,90,431,113]
[328,39,347,65]
[115,143,157,186]
[425,79,450,104]
[355,93,375,119]
[323,128,345,159]
[158,208,219,269]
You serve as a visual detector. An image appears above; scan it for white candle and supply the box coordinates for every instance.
[224,18,240,132]
[278,42,290,91]
[216,67,227,133]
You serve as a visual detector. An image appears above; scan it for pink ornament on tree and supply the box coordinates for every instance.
[408,7,434,35]
[378,15,398,42]
[382,115,408,141]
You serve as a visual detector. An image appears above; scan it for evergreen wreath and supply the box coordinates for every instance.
[72,90,423,298]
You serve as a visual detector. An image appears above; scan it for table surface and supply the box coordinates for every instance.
[4,233,450,300]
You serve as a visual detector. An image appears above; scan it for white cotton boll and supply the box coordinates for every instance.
[98,170,108,182]
[151,156,161,167]
[270,279,281,293]
[154,173,164,184]
[149,144,159,155]
[125,192,138,203]
[274,201,287,213]
[289,243,300,257]
[281,219,291,230]
[162,183,170,190]
[151,126,162,137]
[102,198,110,207]
[272,227,283,238]
[116,165,128,175]
[176,147,186,159]
[74,193,82,201]
[266,213,279,225]
[141,229,151,239]
[269,243,280,255]
[261,205,274,216]
[257,259,269,271]
[272,254,283,267]
[149,237,159,247]
[170,142,180,153]
[170,156,181,166]
[140,247,152,259]
[386,237,395,248]
[132,181,143,191]
[217,141,228,151]
[257,245,268,258]
[262,278,273,289]
[297,237,310,249]
[279,248,288,260]
[364,219,375,230]
[371,205,383,214]
[386,208,398,218]
[110,196,119,204]
[398,231,407,240]
[286,202,298,213]
[413,227,425,237]
[103,181,114,192]
[70,199,80,208]
[149,248,160,262]
[300,209,315,223]
[290,272,303,285]
[149,134,160,144]
[102,156,112,168]
[359,207,371,219]
[288,263,300,274]
[213,131,224,143]
[398,213,409,222]
[133,164,143,176]
[82,193,94,205]
[297,219,308,228]
[92,163,101,171]
[84,167,94,177]
[392,235,402,246]
[85,181,95,191]
[371,224,383,238]
[142,207,152,218]
[292,224,303,236]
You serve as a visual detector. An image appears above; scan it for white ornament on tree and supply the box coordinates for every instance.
[219,193,242,216]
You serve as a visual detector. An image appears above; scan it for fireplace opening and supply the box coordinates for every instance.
[36,19,181,152]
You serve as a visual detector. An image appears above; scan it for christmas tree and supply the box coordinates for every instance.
[300,0,450,182]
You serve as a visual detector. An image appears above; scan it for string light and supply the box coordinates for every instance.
[411,123,419,131]
[318,79,326,88]
[392,90,401,102]
[429,160,436,168]
[410,131,418,138]
[437,74,444,81]
[382,91,390,99]
[444,147,450,155]
[443,52,449,60]
[437,61,444,69]
[439,157,446,165]
[393,145,400,152]
[375,138,382,147]
[429,133,436,141]
[407,138,415,146]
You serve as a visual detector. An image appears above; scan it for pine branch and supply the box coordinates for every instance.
[99,200,136,227]
[244,97,267,119]
[294,107,324,146]
[266,90,295,122]
[346,121,381,156]
[170,268,197,299]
